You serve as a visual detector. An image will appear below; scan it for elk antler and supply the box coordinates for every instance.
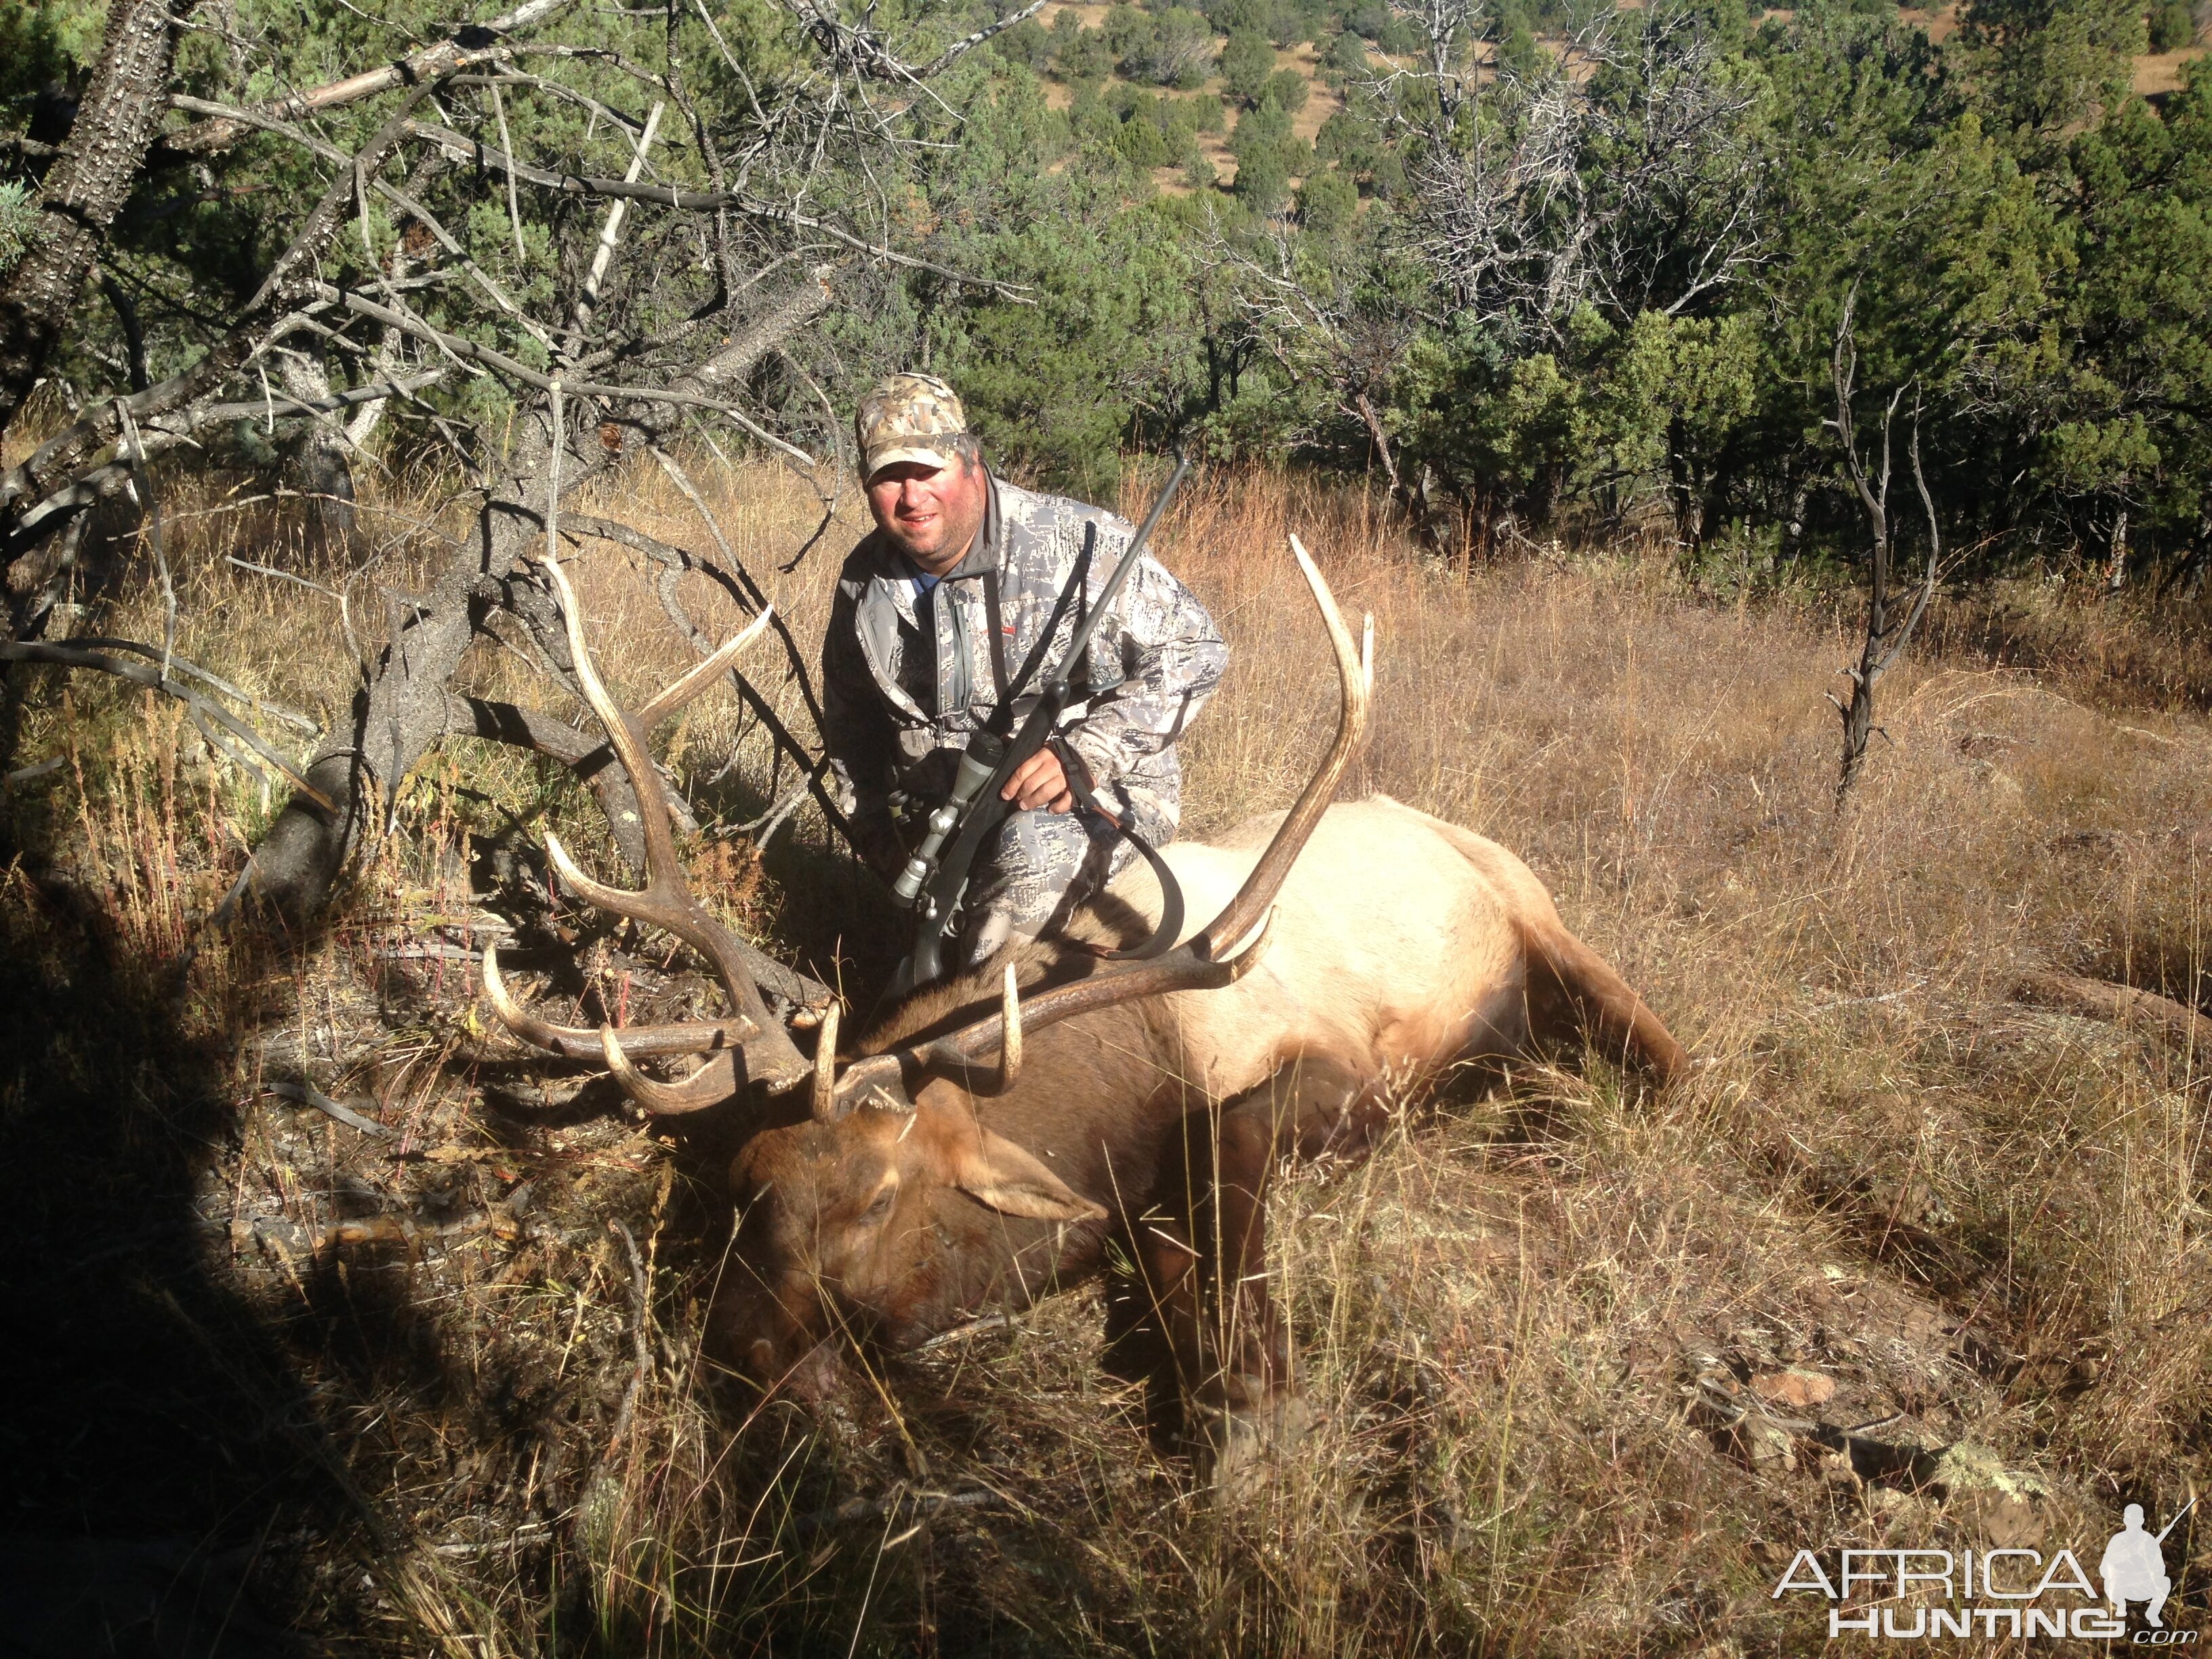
[817,533,1370,1118]
[480,556,813,1106]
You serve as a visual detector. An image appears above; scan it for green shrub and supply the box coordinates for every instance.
[1052,12,1114,81]
[989,16,1054,72]
[1232,144,1291,213]
[1345,0,1393,40]
[1296,163,1360,234]
[1067,81,1121,144]
[1115,106,1171,167]
[1325,28,1373,77]
[1221,27,1278,102]
[1205,0,1309,42]
[2149,0,2196,49]
[1124,6,1218,85]
[1103,3,1153,59]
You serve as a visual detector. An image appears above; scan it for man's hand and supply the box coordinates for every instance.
[1001,746,1075,813]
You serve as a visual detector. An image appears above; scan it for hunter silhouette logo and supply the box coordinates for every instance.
[2104,1500,2193,1631]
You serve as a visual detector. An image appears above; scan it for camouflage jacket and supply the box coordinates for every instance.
[821,474,1227,875]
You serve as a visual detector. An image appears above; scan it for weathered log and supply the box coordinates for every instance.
[2014,968,2211,1057]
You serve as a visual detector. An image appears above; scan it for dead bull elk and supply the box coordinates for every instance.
[485,541,1687,1475]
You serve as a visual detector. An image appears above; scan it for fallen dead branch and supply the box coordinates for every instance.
[265,1078,394,1137]
[0,640,335,808]
[239,1204,526,1257]
[2013,968,2211,1056]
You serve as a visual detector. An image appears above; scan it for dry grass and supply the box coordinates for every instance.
[5,455,2209,1655]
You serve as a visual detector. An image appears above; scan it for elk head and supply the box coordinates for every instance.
[712,535,1371,1398]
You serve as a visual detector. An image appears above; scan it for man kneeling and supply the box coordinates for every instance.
[821,373,1225,966]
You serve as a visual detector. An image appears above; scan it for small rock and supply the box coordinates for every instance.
[1818,1449,1862,1490]
[1732,1417,1795,1471]
[1921,1441,2049,1501]
[1961,1490,2047,1549]
[1750,1368,1837,1410]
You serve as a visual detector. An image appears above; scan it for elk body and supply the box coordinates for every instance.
[487,542,1685,1475]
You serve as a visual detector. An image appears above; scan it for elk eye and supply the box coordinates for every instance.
[863,1185,897,1222]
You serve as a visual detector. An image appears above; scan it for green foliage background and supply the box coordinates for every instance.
[5,0,2211,575]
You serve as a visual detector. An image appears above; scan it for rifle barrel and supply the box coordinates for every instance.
[1049,452,1193,695]
[2156,1496,2197,1544]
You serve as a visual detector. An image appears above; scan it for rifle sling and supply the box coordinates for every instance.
[1048,736,1185,962]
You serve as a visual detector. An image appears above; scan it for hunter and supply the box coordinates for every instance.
[821,371,1227,968]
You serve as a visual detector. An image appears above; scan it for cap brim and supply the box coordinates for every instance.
[863,444,954,480]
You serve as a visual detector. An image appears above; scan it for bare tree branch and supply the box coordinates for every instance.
[392,120,1032,298]
[0,640,333,807]
[1827,289,1940,805]
[162,0,577,155]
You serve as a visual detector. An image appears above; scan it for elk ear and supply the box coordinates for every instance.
[949,1124,1107,1223]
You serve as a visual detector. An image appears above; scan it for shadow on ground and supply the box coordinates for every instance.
[0,851,360,1658]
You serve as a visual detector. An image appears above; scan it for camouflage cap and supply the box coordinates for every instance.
[855,371,968,480]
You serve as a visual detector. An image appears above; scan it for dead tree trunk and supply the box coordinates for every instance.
[2102,509,2130,594]
[1353,392,1402,498]
[0,0,185,434]
[247,404,573,923]
[1826,288,1938,807]
[3,0,1022,1006]
[245,271,836,926]
[273,348,359,556]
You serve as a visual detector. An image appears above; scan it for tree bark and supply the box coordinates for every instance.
[274,348,358,555]
[0,0,184,436]
[1353,392,1401,498]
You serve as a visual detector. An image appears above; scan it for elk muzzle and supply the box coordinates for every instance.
[708,1265,848,1401]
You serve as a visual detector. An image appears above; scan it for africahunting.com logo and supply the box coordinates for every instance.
[1772,1500,2199,1641]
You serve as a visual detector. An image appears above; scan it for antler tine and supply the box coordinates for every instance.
[637,606,775,729]
[811,997,840,1121]
[482,942,756,1060]
[538,553,692,883]
[600,1029,739,1115]
[823,962,1026,1115]
[899,907,1277,1090]
[998,960,1023,1087]
[824,533,1364,1109]
[920,960,1027,1092]
[825,1048,901,1113]
[518,555,810,1091]
[1193,534,1368,960]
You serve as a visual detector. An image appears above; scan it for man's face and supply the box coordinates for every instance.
[865,455,987,574]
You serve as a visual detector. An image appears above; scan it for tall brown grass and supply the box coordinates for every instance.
[5,453,2207,1654]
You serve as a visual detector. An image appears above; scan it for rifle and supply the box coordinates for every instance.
[2156,1497,2197,1545]
[887,453,1195,995]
